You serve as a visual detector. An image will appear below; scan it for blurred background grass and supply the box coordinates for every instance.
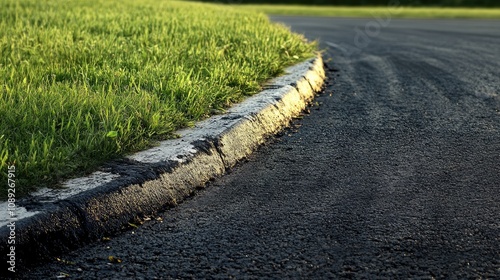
[190,0,500,18]
[193,0,499,7]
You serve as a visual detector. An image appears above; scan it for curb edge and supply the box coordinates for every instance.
[1,54,325,269]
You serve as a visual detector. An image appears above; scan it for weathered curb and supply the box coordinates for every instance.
[0,54,325,271]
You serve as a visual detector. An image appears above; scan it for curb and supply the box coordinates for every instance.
[1,54,325,270]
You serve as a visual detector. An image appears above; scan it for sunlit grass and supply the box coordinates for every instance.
[240,5,500,19]
[0,0,316,197]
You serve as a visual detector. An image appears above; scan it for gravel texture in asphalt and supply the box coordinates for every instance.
[21,18,500,279]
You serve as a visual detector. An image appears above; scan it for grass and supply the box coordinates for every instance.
[240,5,500,19]
[0,0,316,198]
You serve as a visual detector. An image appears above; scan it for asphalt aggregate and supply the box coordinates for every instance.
[21,17,500,279]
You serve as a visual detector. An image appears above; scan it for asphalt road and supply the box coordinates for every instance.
[23,18,500,279]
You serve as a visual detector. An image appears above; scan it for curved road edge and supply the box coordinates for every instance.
[0,54,325,270]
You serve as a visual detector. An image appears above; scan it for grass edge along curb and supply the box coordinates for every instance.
[0,0,316,198]
[0,55,325,270]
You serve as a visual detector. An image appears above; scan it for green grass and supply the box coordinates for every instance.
[189,0,500,6]
[240,5,500,19]
[0,0,316,198]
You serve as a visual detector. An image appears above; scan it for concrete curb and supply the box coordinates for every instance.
[1,54,325,270]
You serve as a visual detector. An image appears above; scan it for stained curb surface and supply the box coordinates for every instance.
[1,55,325,270]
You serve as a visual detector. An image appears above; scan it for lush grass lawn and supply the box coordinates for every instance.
[0,0,316,198]
[241,5,500,19]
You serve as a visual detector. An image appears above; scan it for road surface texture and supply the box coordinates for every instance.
[22,18,500,279]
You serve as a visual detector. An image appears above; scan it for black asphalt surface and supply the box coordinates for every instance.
[22,18,500,279]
